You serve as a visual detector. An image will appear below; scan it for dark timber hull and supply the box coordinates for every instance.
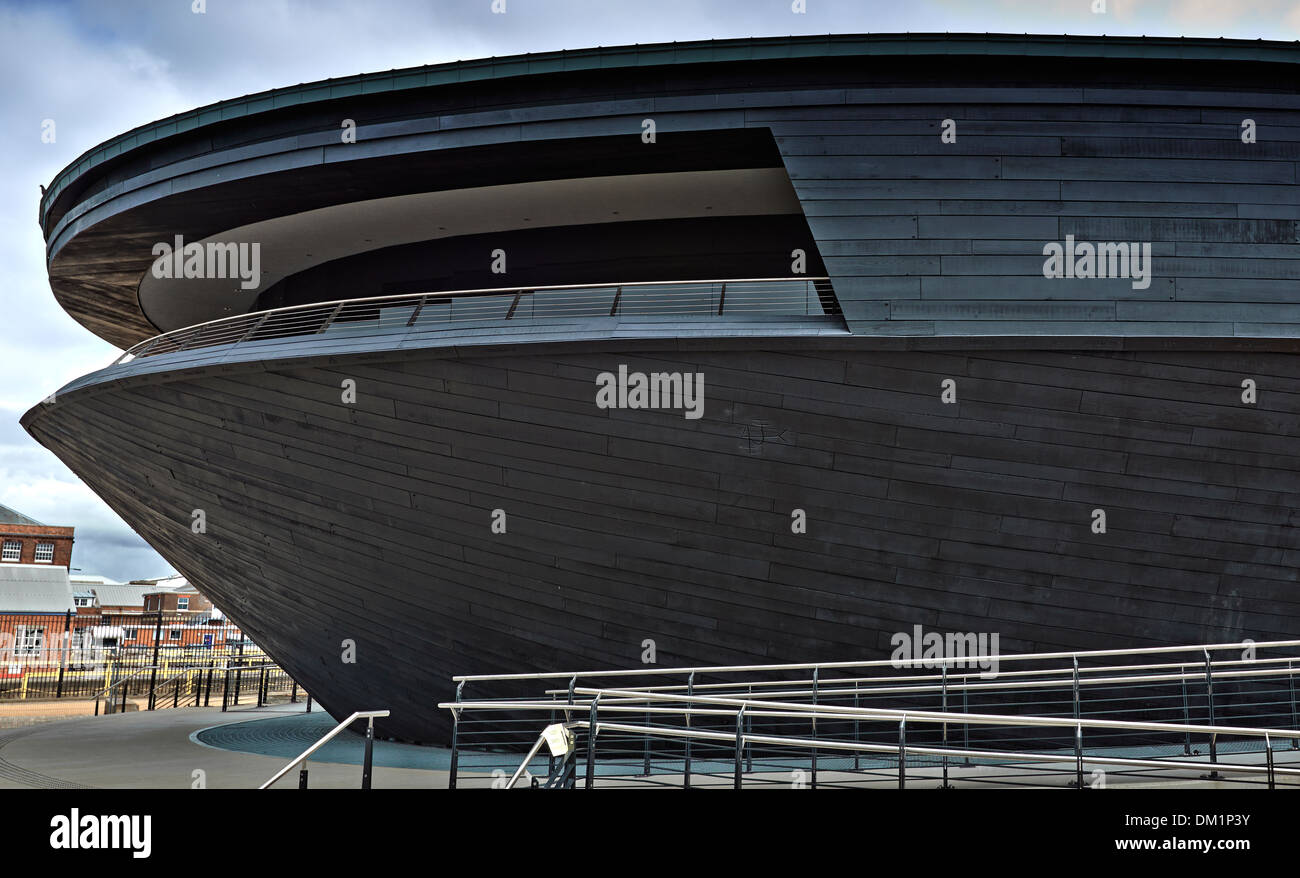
[24,343,1300,741]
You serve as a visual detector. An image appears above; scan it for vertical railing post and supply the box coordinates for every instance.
[941,663,951,789]
[733,706,745,790]
[56,610,71,699]
[362,717,375,790]
[448,681,463,790]
[1075,723,1084,789]
[745,685,753,774]
[684,672,694,790]
[147,612,163,710]
[298,761,309,790]
[549,698,559,780]
[641,708,651,777]
[1181,664,1192,755]
[962,677,971,765]
[897,716,906,790]
[1288,660,1298,750]
[1266,734,1275,790]
[853,680,861,772]
[233,641,244,706]
[584,697,599,790]
[1072,656,1081,721]
[811,667,819,790]
[1204,650,1219,776]
[221,667,231,712]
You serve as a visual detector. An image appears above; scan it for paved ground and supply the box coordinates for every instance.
[1,702,1295,789]
[0,702,449,789]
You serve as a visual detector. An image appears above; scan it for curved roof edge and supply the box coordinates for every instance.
[37,31,1300,230]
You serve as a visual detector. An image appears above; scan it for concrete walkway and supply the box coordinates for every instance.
[0,702,448,789]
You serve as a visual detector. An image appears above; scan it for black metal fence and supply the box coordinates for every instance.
[0,610,302,714]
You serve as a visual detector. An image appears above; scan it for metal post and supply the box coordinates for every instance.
[941,664,951,789]
[584,697,599,790]
[1072,656,1081,720]
[811,667,819,790]
[1289,660,1298,750]
[548,701,558,780]
[119,670,128,714]
[1204,650,1219,777]
[1180,665,1192,755]
[1075,723,1084,789]
[962,678,971,765]
[306,693,313,713]
[173,679,179,708]
[56,610,71,698]
[853,680,861,771]
[684,672,694,790]
[642,710,651,777]
[745,693,753,774]
[205,661,214,707]
[147,612,163,710]
[898,717,906,790]
[1266,735,1275,790]
[298,762,309,790]
[221,668,231,712]
[257,667,266,707]
[448,681,464,790]
[233,641,244,706]
[290,681,298,704]
[362,717,375,790]
[733,707,745,789]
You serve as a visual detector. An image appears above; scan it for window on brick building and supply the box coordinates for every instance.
[169,629,181,640]
[1,541,20,562]
[178,597,189,611]
[34,543,54,563]
[15,626,43,656]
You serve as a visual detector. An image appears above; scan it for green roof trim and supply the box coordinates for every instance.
[38,32,1300,228]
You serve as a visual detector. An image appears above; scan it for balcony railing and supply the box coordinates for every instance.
[114,277,838,365]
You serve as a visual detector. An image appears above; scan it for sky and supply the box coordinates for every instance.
[0,0,1297,581]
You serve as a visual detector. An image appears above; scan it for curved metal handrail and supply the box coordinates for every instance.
[113,276,837,366]
[450,638,1300,683]
[259,709,390,789]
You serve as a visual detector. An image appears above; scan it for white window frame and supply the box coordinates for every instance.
[178,597,189,611]
[14,626,43,657]
[33,543,54,563]
[1,541,20,562]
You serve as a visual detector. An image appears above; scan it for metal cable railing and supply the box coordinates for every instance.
[440,640,1300,789]
[115,277,838,365]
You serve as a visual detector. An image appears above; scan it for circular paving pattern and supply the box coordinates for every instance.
[193,712,455,770]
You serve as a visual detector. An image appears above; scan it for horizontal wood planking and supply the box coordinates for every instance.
[25,342,1300,739]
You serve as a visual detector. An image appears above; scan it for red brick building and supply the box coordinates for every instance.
[0,503,73,568]
[137,576,214,614]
